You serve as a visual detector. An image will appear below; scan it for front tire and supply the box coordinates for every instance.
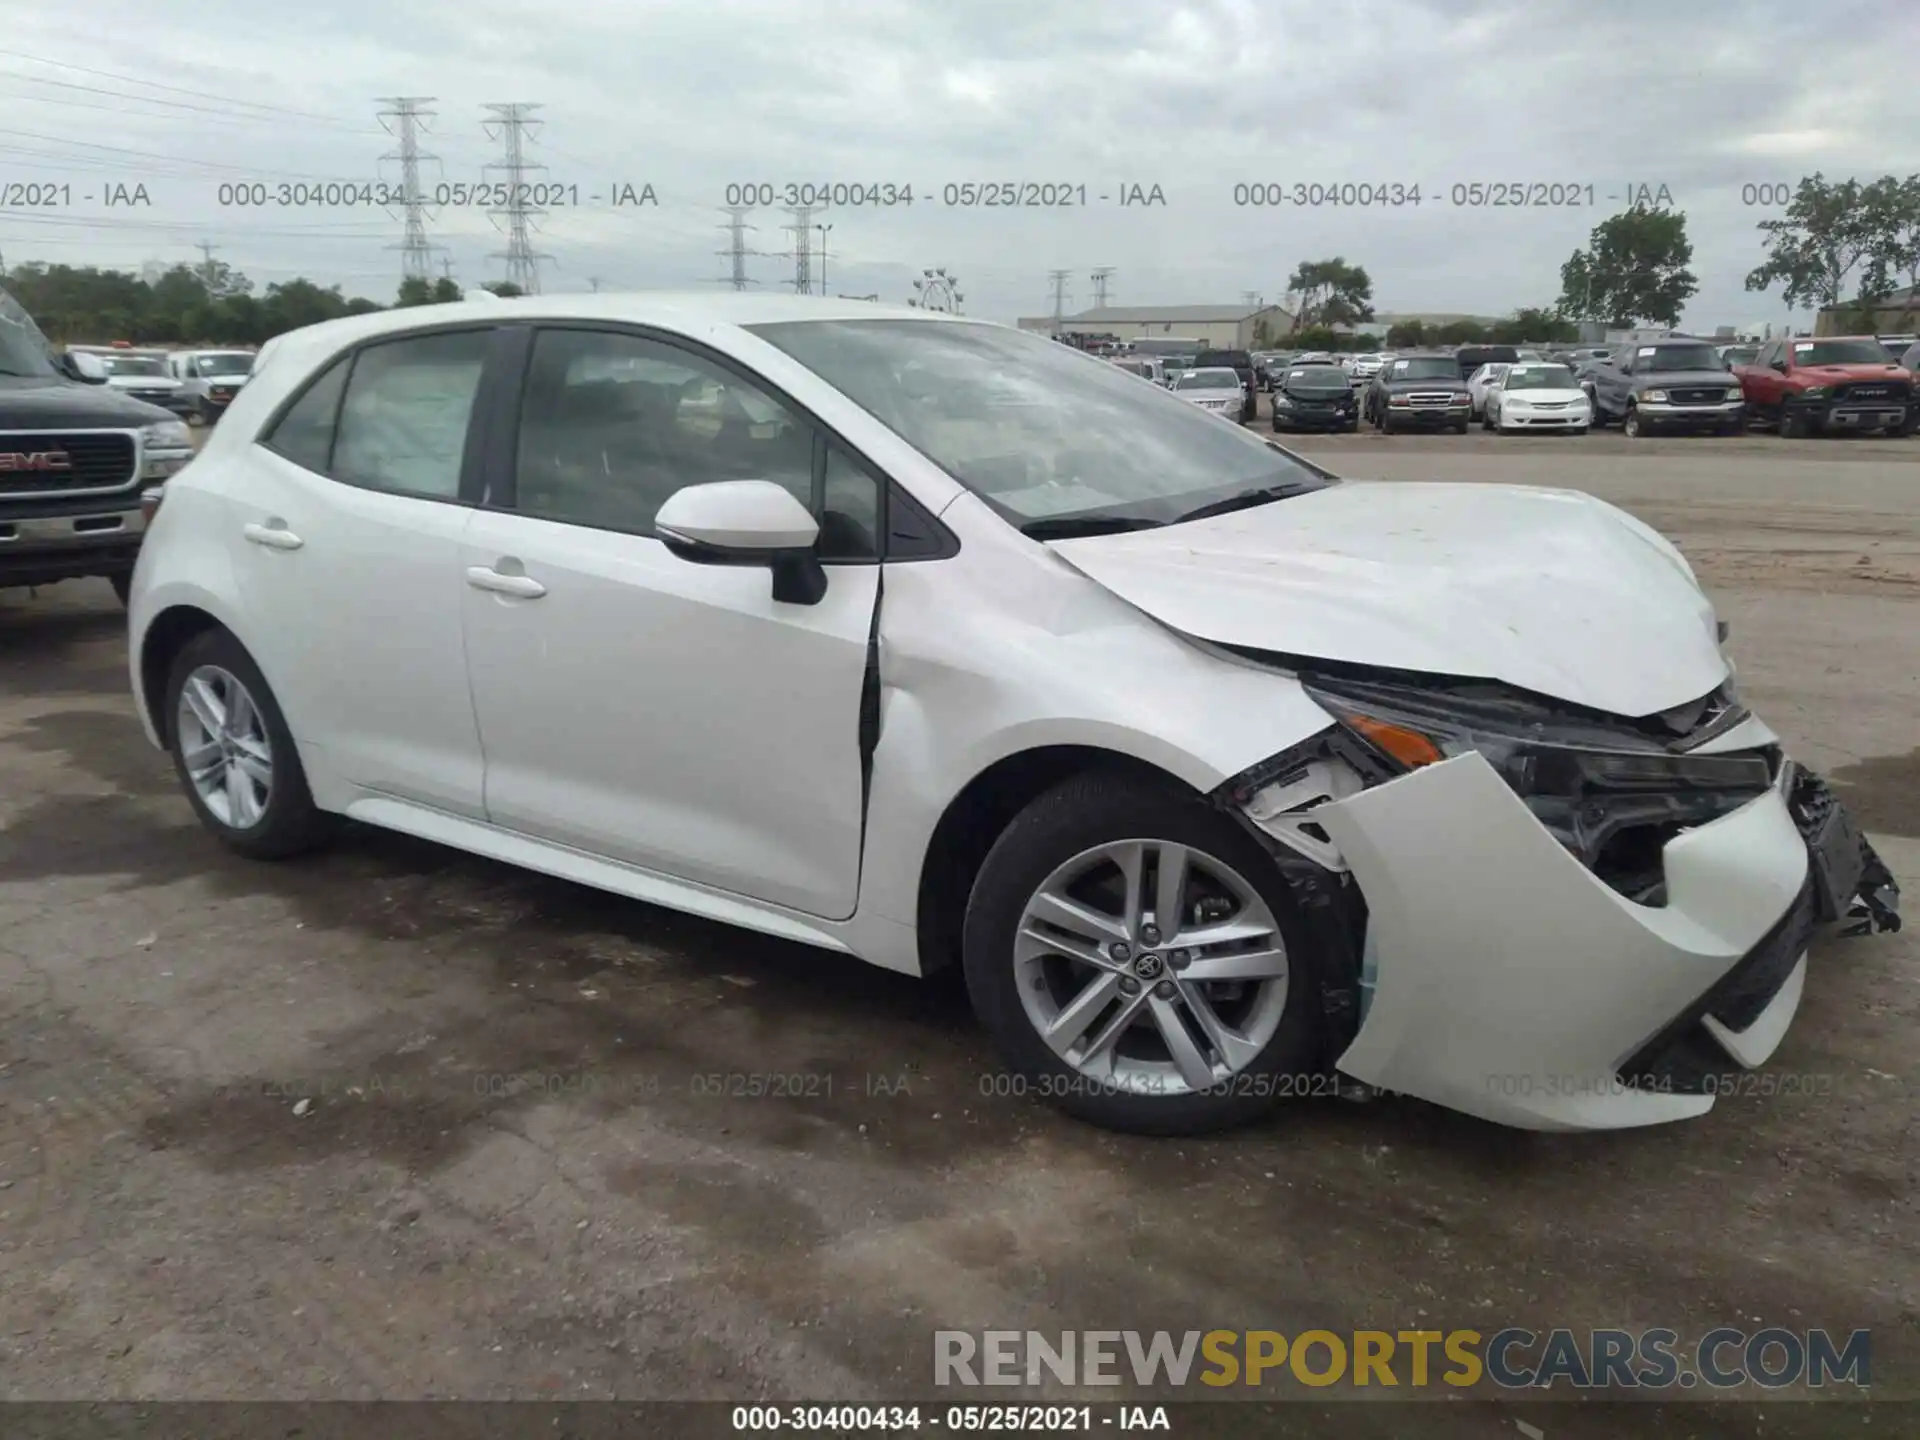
[164,628,328,860]
[962,773,1321,1136]
[1780,410,1806,438]
[1623,405,1646,438]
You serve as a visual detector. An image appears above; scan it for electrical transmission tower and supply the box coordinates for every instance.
[377,97,443,283]
[783,205,815,294]
[196,241,221,290]
[717,206,759,290]
[1090,267,1114,308]
[1046,269,1071,335]
[481,102,553,294]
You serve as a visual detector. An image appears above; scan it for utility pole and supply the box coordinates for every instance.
[783,205,815,294]
[481,102,553,294]
[716,206,758,290]
[1046,269,1071,336]
[815,223,833,296]
[195,241,220,291]
[377,96,442,284]
[439,255,455,280]
[587,276,602,292]
[1090,267,1114,309]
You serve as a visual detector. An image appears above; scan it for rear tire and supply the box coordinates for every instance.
[164,628,328,861]
[962,772,1322,1136]
[1780,411,1806,438]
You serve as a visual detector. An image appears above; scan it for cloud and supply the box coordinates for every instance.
[0,0,1914,324]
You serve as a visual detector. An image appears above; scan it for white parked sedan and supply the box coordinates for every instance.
[1170,366,1246,419]
[1485,361,1594,434]
[1466,361,1509,418]
[126,294,1900,1135]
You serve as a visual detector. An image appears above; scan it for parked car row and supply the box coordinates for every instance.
[58,343,259,426]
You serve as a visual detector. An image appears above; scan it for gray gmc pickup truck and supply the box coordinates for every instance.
[0,290,195,604]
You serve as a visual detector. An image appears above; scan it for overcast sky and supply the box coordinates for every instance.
[2,0,1916,329]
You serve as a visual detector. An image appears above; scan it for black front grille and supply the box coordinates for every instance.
[0,432,138,497]
[1668,387,1730,405]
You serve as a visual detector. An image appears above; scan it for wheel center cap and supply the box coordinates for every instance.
[1134,953,1165,981]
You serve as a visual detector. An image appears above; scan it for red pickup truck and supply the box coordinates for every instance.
[1734,335,1917,437]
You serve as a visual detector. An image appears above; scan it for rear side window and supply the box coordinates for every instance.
[332,330,491,499]
[262,356,350,473]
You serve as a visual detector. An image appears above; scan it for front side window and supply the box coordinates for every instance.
[748,318,1329,533]
[331,330,491,499]
[513,327,814,536]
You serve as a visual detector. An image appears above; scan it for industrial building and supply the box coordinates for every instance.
[1016,303,1296,350]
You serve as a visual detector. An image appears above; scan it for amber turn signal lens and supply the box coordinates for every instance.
[1346,714,1445,768]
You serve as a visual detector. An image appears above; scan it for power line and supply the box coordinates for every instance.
[716,205,758,290]
[481,102,552,294]
[378,97,442,284]
[0,50,372,125]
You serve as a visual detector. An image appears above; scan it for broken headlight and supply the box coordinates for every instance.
[1300,677,1772,798]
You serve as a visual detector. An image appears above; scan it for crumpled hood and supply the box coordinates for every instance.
[1047,481,1728,718]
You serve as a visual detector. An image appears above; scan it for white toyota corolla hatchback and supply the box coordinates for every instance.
[126,295,1900,1135]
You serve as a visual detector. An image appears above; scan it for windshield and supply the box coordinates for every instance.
[1387,356,1459,380]
[1641,345,1725,372]
[0,289,58,379]
[1176,369,1239,390]
[102,355,168,377]
[1791,339,1898,366]
[748,318,1329,528]
[1503,364,1576,389]
[198,352,255,376]
[1283,368,1352,392]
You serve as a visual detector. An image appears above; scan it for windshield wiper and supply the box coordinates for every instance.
[1019,514,1164,540]
[1168,482,1319,525]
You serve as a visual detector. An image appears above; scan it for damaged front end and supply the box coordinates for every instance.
[1211,662,1900,1130]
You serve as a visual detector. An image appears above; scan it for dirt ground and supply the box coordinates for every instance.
[1,430,1916,1438]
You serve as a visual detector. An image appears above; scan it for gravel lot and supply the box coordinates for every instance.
[1,430,1915,1437]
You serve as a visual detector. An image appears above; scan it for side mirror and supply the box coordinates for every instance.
[1769,358,1787,372]
[65,350,109,383]
[655,480,826,605]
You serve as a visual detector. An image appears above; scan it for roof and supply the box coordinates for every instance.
[1054,304,1290,324]
[251,292,978,376]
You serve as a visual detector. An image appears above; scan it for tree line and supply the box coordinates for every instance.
[1265,169,1920,347]
[0,263,525,346]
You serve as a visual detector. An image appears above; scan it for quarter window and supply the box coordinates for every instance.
[261,355,350,474]
[514,328,814,536]
[331,330,491,499]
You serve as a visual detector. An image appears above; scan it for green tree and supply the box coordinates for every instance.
[1745,173,1882,314]
[1435,319,1488,346]
[483,281,525,297]
[1858,173,1920,324]
[1284,258,1374,329]
[1384,319,1427,349]
[431,276,463,302]
[1560,206,1697,326]
[396,276,436,307]
[1491,307,1579,344]
[1290,324,1344,351]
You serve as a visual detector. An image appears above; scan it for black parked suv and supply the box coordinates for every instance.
[1364,353,1473,432]
[0,290,196,605]
[1453,344,1518,380]
[1193,349,1258,422]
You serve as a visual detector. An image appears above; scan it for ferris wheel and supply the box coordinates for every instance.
[908,267,963,314]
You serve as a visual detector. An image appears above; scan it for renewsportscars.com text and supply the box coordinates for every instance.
[934,1327,1870,1391]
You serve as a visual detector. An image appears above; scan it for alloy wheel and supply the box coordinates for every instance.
[1013,839,1289,1097]
[176,664,274,828]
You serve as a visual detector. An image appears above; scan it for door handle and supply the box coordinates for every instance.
[242,521,303,551]
[466,565,546,599]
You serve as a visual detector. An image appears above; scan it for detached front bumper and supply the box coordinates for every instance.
[1312,750,1887,1130]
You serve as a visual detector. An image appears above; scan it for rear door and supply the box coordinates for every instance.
[232,325,500,816]
[457,323,884,920]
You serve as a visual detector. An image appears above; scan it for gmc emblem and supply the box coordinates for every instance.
[0,450,72,472]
